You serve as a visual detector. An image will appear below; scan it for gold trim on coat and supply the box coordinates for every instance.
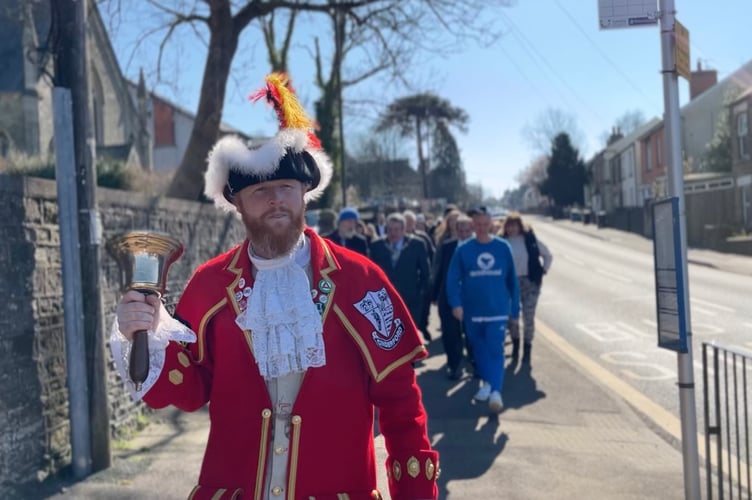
[254,408,272,500]
[225,244,255,355]
[333,304,426,382]
[287,414,303,500]
[196,298,227,363]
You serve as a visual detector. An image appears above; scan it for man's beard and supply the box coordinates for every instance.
[244,207,305,258]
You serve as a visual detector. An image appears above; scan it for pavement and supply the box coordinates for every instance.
[25,219,752,499]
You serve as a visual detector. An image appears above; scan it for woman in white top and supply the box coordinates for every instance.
[500,212,553,367]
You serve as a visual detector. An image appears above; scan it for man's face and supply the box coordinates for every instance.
[472,213,492,237]
[404,216,416,234]
[338,218,357,238]
[456,221,473,241]
[386,220,405,244]
[233,179,306,257]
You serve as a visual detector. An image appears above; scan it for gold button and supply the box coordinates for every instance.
[262,409,272,418]
[168,369,183,385]
[291,415,302,425]
[271,486,283,496]
[274,446,286,455]
[407,456,420,478]
[425,459,435,480]
[392,461,401,481]
[177,352,190,367]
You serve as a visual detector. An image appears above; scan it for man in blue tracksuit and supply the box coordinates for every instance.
[446,206,520,413]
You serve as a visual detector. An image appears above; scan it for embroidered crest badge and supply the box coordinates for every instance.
[354,288,404,350]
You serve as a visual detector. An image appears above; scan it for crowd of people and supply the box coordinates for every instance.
[322,203,553,414]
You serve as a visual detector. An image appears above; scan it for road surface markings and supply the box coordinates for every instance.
[537,318,744,478]
[692,306,717,317]
[691,298,735,313]
[595,268,633,283]
[744,323,752,329]
[562,254,585,266]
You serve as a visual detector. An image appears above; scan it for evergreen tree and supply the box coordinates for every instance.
[428,121,466,201]
[540,132,587,208]
[376,93,468,198]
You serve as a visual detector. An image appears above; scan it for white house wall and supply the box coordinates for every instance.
[681,60,752,170]
[153,110,194,174]
[620,145,639,207]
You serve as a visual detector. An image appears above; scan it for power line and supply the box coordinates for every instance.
[498,42,556,109]
[499,11,607,124]
[553,0,662,109]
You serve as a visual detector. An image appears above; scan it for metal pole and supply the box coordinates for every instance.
[658,1,701,498]
[53,0,111,470]
[335,6,347,207]
[52,88,92,479]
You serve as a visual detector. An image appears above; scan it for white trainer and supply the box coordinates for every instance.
[489,391,503,413]
[474,382,492,401]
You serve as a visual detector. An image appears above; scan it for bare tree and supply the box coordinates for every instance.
[522,107,586,156]
[515,154,549,189]
[598,109,646,146]
[100,0,513,201]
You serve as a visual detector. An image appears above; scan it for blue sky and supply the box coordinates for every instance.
[106,1,752,199]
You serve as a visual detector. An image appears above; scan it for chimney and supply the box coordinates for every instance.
[607,127,623,146]
[690,60,718,100]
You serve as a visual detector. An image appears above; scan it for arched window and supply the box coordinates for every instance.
[0,131,10,158]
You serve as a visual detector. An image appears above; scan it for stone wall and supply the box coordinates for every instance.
[0,174,245,497]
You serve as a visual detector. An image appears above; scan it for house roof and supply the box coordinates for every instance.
[125,80,253,140]
[603,117,662,158]
[681,59,752,114]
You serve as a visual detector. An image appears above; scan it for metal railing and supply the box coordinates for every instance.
[703,341,752,499]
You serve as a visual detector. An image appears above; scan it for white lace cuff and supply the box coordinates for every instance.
[109,301,197,401]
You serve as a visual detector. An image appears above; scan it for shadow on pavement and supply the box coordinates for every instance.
[416,337,547,498]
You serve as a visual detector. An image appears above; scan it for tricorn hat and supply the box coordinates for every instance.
[204,73,333,211]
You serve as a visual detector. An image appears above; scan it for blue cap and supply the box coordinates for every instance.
[338,207,359,222]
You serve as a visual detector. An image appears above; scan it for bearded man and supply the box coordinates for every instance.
[111,74,438,500]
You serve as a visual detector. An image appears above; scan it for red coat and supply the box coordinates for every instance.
[143,229,439,500]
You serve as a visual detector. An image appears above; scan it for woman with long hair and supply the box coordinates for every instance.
[500,212,553,367]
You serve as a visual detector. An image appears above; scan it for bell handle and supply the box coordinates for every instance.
[129,288,159,391]
[130,330,149,391]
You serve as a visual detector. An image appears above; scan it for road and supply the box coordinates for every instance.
[531,217,752,432]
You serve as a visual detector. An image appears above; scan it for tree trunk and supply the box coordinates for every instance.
[166,6,238,200]
[415,116,428,198]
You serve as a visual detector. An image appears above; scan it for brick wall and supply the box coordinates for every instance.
[0,174,245,497]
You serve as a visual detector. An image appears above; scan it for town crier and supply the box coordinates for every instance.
[110,73,439,500]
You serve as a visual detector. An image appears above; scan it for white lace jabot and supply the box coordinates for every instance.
[235,235,326,379]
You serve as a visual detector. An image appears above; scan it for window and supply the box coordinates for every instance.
[644,137,653,171]
[738,111,749,159]
[656,135,663,166]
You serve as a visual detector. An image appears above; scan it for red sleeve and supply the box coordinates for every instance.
[143,269,216,411]
[333,260,438,499]
[370,363,439,500]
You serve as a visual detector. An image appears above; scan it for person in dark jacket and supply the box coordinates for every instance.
[404,210,435,342]
[500,212,553,367]
[431,215,474,380]
[325,207,369,256]
[370,213,431,335]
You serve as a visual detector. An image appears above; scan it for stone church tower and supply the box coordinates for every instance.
[0,0,152,169]
[0,0,54,160]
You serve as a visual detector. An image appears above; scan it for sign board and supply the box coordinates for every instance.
[652,197,688,352]
[598,0,659,29]
[674,20,691,80]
